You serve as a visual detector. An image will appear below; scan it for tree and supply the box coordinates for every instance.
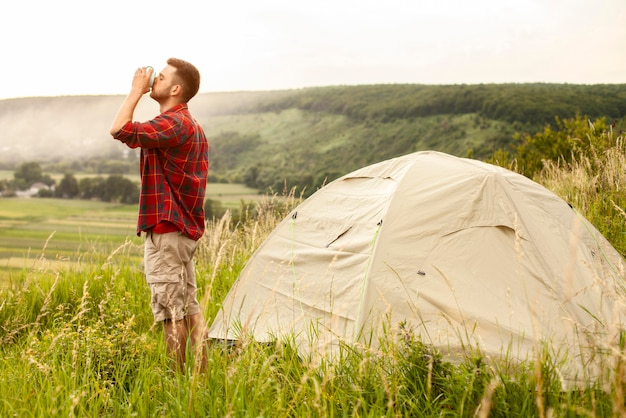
[513,115,608,178]
[102,175,139,204]
[204,198,225,220]
[243,166,259,188]
[55,173,79,198]
[13,161,43,189]
[79,176,106,200]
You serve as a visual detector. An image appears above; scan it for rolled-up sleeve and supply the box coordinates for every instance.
[114,112,190,149]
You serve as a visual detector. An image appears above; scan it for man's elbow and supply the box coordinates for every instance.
[109,122,126,137]
[110,118,131,137]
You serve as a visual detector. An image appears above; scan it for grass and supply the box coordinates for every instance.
[205,183,265,210]
[0,139,625,416]
[0,184,263,285]
[0,198,141,283]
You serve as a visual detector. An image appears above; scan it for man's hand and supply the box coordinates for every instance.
[131,66,154,95]
[109,67,153,136]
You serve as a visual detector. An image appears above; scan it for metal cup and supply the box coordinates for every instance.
[146,66,156,87]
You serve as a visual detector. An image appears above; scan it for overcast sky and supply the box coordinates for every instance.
[3,0,625,100]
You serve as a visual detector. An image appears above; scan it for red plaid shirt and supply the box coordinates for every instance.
[113,103,208,240]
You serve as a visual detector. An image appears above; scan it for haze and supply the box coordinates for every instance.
[3,0,626,101]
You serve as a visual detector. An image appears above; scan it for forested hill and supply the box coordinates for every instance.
[2,83,626,196]
[204,83,626,195]
[243,83,626,125]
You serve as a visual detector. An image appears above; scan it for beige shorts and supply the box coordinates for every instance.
[144,230,201,322]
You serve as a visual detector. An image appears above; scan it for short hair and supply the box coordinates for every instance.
[167,58,201,102]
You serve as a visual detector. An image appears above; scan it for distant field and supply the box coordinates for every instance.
[0,183,264,281]
[0,198,141,282]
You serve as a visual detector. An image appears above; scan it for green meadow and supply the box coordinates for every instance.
[0,183,262,282]
[1,124,625,416]
[0,198,141,281]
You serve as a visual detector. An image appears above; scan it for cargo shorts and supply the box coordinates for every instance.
[144,230,201,322]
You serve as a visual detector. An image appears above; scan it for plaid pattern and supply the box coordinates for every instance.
[113,103,208,240]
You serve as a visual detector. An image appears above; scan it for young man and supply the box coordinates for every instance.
[110,58,209,372]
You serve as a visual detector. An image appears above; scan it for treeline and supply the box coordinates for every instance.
[490,115,619,177]
[250,83,626,127]
[53,173,138,203]
[0,162,139,204]
[202,83,626,198]
[4,84,626,205]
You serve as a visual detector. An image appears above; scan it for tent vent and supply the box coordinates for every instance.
[291,212,297,220]
[326,226,353,248]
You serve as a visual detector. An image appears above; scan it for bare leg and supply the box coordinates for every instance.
[187,312,208,372]
[163,318,189,372]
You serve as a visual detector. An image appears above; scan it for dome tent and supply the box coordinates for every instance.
[208,151,626,383]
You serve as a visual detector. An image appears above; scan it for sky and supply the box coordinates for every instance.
[2,0,626,100]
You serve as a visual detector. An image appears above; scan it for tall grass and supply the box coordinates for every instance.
[538,128,626,257]
[1,141,625,416]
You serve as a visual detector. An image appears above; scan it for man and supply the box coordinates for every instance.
[110,58,209,372]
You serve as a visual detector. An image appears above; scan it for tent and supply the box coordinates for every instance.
[208,151,626,382]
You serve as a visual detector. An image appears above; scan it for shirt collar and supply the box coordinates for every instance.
[163,103,188,114]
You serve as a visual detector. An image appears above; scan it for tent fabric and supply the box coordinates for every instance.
[208,151,626,382]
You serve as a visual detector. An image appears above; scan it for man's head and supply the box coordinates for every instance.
[151,58,201,104]
[167,58,201,102]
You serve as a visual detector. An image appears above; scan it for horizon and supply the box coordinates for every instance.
[3,79,626,102]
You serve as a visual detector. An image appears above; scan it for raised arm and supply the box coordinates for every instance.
[109,67,154,135]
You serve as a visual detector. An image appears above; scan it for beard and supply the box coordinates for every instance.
[149,83,169,102]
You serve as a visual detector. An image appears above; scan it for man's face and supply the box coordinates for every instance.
[150,65,179,100]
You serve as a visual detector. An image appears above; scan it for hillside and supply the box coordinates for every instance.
[0,91,287,164]
[2,83,626,195]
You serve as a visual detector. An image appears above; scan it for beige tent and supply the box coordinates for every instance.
[208,151,626,382]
